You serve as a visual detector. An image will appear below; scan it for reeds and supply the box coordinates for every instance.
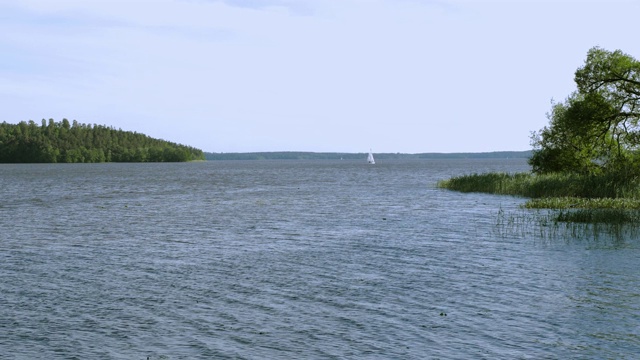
[494,207,640,243]
[525,197,640,209]
[437,172,532,196]
[439,171,640,225]
[437,172,640,199]
[554,209,640,223]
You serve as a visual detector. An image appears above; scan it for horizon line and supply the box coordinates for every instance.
[203,150,533,154]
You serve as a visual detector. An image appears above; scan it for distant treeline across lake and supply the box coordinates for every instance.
[204,151,532,161]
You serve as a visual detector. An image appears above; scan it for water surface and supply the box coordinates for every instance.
[1,159,639,359]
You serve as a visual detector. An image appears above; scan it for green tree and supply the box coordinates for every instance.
[530,47,640,175]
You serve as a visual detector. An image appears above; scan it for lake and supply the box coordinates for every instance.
[1,159,639,359]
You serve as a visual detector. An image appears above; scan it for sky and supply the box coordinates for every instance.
[1,0,639,154]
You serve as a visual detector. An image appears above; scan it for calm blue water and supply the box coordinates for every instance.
[1,159,639,359]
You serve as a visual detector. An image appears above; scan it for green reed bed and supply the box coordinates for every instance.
[439,171,640,226]
[436,172,531,196]
[525,197,640,209]
[437,172,640,199]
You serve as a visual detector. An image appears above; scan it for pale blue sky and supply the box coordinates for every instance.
[1,0,638,153]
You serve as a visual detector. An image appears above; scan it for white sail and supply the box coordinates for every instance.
[367,149,375,164]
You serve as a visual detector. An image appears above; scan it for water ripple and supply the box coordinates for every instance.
[1,160,640,359]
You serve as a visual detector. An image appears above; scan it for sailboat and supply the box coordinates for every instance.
[367,149,375,164]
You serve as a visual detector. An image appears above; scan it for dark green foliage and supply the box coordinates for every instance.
[0,119,205,163]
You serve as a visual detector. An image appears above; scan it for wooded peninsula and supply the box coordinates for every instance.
[0,119,205,163]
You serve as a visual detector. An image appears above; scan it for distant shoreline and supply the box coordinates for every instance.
[204,150,532,161]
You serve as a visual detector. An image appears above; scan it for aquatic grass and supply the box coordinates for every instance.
[436,172,533,196]
[440,171,640,224]
[438,172,640,199]
[554,209,640,224]
[437,172,562,197]
[494,207,640,242]
[524,197,640,209]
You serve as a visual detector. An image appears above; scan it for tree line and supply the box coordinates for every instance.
[0,119,205,163]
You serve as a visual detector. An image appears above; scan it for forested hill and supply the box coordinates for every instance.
[0,119,205,163]
[205,150,532,160]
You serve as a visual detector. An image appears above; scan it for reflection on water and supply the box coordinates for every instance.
[1,159,639,359]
